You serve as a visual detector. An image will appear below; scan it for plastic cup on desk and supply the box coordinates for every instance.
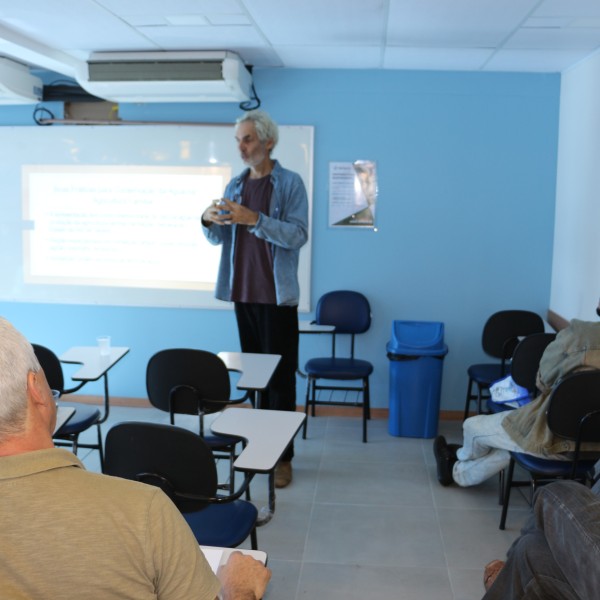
[97,335,111,356]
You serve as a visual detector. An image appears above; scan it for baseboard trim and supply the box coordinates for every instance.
[62,394,465,421]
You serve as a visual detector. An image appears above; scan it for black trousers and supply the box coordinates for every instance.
[234,302,298,461]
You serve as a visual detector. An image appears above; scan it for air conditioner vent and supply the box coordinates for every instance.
[77,51,252,103]
[88,60,224,83]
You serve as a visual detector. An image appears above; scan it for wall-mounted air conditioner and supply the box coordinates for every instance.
[0,57,43,104]
[77,51,253,103]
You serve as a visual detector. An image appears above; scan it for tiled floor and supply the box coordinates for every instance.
[77,407,531,600]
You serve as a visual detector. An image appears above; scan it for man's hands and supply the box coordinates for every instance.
[217,552,272,600]
[202,198,259,227]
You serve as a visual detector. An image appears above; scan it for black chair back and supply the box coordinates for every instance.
[32,343,65,393]
[146,349,232,418]
[104,421,218,513]
[510,332,556,394]
[547,369,600,446]
[481,310,545,363]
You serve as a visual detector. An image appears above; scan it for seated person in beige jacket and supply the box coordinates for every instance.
[435,313,600,487]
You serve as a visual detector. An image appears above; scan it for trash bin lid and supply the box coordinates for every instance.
[386,320,448,356]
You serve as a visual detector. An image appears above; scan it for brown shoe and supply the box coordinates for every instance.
[483,560,505,591]
[275,461,292,488]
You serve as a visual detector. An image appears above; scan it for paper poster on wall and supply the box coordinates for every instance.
[329,160,378,228]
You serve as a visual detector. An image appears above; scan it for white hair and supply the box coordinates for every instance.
[0,317,40,439]
[235,110,279,149]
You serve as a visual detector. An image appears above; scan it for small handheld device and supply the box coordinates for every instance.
[215,198,230,216]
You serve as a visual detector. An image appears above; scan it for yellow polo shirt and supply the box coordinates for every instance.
[0,448,220,599]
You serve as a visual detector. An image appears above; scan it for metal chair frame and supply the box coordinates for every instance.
[302,290,373,443]
[499,369,600,530]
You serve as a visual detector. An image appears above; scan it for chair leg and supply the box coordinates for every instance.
[250,526,258,550]
[228,445,236,494]
[476,384,485,415]
[463,377,475,421]
[302,378,311,439]
[362,378,369,443]
[96,424,105,471]
[499,457,516,530]
[310,378,317,417]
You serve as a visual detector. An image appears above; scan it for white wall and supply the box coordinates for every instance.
[551,52,600,321]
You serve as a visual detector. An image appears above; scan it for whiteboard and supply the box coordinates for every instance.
[0,124,313,311]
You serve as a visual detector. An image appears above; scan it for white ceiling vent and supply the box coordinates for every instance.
[77,51,253,103]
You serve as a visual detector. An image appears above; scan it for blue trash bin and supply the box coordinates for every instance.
[387,320,448,438]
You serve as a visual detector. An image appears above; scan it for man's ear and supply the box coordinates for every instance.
[27,371,46,408]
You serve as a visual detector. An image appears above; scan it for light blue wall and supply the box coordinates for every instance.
[0,68,560,411]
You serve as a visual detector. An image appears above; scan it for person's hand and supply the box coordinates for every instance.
[217,551,271,600]
[219,198,259,226]
[202,198,258,227]
[202,198,229,227]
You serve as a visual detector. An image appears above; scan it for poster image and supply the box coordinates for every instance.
[329,160,378,228]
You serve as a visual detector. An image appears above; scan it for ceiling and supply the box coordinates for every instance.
[0,0,600,80]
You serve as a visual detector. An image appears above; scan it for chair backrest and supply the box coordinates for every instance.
[481,310,545,361]
[547,369,600,446]
[146,349,231,417]
[32,343,65,393]
[510,332,557,394]
[315,290,371,334]
[104,421,218,513]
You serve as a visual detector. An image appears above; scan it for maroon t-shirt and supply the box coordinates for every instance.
[231,175,277,304]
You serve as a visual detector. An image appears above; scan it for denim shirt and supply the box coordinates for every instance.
[202,160,309,306]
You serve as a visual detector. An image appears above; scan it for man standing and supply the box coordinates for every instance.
[202,110,309,488]
[0,316,271,599]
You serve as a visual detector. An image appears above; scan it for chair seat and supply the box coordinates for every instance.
[55,403,101,436]
[203,433,243,451]
[486,398,517,414]
[467,363,507,386]
[305,357,373,380]
[512,452,598,478]
[183,501,258,548]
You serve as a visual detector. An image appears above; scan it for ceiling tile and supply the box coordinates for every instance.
[207,15,253,26]
[383,46,494,71]
[243,0,387,45]
[534,0,600,18]
[272,45,383,69]
[96,0,241,17]
[165,15,210,26]
[506,27,600,50]
[122,15,169,27]
[137,23,267,51]
[387,0,539,46]
[484,48,592,72]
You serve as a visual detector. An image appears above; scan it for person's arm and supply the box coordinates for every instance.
[249,173,308,250]
[536,327,570,391]
[148,491,221,599]
[202,200,231,246]
[216,552,271,600]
